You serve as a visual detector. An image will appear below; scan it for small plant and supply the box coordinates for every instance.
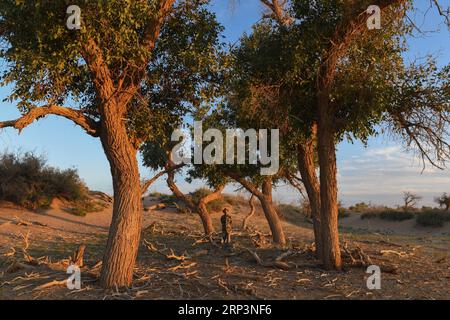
[361,210,415,221]
[416,210,450,228]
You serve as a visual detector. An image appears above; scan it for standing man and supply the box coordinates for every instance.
[221,208,232,244]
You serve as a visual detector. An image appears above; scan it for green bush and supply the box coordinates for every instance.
[361,210,415,221]
[0,152,89,210]
[416,210,450,228]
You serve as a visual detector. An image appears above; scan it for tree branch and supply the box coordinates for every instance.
[119,0,176,103]
[198,184,225,206]
[224,170,264,199]
[81,37,116,104]
[141,163,185,195]
[0,105,100,137]
[260,0,293,26]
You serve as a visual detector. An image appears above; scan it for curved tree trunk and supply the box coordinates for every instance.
[197,185,225,236]
[226,172,286,246]
[297,130,322,259]
[99,112,143,288]
[258,178,286,245]
[166,170,215,236]
[317,93,342,270]
[242,194,256,230]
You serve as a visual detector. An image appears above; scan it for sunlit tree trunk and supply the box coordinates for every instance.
[297,132,322,259]
[317,92,342,270]
[99,104,143,288]
[258,178,286,245]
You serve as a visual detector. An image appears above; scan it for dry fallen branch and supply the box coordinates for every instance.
[246,249,294,270]
[168,262,197,272]
[34,279,67,291]
[342,242,399,274]
[144,203,166,212]
[380,250,412,258]
[71,245,86,267]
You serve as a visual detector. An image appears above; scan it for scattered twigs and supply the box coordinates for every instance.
[13,216,47,228]
[246,249,295,270]
[34,279,67,291]
[380,249,412,258]
[341,242,399,274]
[143,240,190,261]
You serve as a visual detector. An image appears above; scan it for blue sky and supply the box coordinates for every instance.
[0,0,449,207]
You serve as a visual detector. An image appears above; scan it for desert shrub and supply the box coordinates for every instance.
[278,204,302,219]
[0,152,88,210]
[416,210,450,228]
[223,194,248,207]
[348,202,371,212]
[156,193,178,204]
[361,210,415,221]
[65,200,103,217]
[338,208,351,219]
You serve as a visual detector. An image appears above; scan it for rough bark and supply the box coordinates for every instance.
[99,103,143,288]
[297,130,322,259]
[317,92,342,270]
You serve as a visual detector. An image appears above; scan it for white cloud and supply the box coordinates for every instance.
[338,145,450,206]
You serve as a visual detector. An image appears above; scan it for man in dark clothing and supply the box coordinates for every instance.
[221,208,232,244]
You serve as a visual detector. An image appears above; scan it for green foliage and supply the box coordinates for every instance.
[0,0,226,143]
[348,202,372,212]
[361,210,415,221]
[0,152,88,210]
[416,210,450,228]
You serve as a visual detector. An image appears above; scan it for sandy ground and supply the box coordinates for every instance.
[0,197,449,300]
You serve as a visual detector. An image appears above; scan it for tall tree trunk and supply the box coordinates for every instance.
[297,129,322,259]
[99,110,143,288]
[197,202,215,236]
[317,93,342,270]
[258,178,286,245]
[166,170,215,236]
